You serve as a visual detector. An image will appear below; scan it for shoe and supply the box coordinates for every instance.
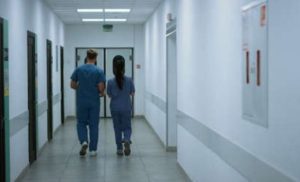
[89,151,97,157]
[116,149,123,156]
[124,141,131,156]
[79,142,88,157]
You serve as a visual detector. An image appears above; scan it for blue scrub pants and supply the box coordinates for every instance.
[111,111,132,150]
[76,102,100,151]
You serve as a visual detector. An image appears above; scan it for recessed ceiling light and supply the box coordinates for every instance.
[104,9,131,13]
[105,19,127,22]
[77,9,103,13]
[82,19,104,22]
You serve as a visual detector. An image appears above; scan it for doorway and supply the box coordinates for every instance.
[166,25,177,150]
[27,31,37,164]
[60,46,65,125]
[47,40,53,140]
[0,17,6,182]
[75,48,134,118]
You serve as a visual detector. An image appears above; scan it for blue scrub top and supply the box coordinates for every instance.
[71,64,106,105]
[107,76,135,112]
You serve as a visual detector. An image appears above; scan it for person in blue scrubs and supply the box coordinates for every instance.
[70,49,106,157]
[107,55,135,156]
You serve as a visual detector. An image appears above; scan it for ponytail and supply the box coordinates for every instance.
[113,55,125,90]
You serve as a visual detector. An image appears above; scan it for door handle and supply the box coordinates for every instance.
[246,51,250,84]
[256,50,261,86]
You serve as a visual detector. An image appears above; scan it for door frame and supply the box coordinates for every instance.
[166,20,177,151]
[60,46,65,125]
[46,40,53,140]
[0,17,6,182]
[27,31,37,164]
[75,47,135,118]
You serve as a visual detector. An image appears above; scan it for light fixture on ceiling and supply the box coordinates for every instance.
[82,19,104,22]
[77,9,103,13]
[105,19,127,22]
[104,9,131,13]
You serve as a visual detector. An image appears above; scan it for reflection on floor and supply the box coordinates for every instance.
[18,117,190,182]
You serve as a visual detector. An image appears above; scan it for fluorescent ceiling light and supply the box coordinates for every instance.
[82,19,104,22]
[105,19,127,22]
[104,9,131,13]
[77,9,103,13]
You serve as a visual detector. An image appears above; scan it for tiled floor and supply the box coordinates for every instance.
[18,117,190,182]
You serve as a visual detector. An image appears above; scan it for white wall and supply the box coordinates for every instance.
[64,24,145,117]
[144,0,176,145]
[176,0,300,181]
[0,0,64,180]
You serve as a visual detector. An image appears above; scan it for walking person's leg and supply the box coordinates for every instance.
[88,103,100,156]
[122,111,132,156]
[77,104,89,156]
[111,111,123,155]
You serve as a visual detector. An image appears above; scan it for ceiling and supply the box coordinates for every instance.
[43,0,164,24]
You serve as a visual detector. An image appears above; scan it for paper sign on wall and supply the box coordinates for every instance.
[260,5,267,26]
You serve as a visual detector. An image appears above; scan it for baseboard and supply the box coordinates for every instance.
[143,117,166,149]
[66,115,76,120]
[166,146,177,152]
[133,115,145,119]
[53,123,62,136]
[16,122,64,181]
[177,162,193,182]
[37,141,48,157]
[14,164,30,182]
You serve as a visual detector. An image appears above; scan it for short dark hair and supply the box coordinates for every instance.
[87,49,98,60]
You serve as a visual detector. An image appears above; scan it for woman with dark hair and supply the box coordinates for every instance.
[107,55,135,156]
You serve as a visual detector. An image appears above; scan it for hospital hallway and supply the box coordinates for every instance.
[1,0,300,181]
[17,118,190,182]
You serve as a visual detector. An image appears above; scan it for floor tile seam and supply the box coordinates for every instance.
[132,134,152,182]
[103,121,108,182]
[58,135,79,182]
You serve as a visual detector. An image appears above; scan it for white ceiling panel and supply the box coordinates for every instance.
[43,0,164,24]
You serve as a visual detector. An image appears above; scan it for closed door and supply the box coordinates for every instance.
[27,32,37,164]
[105,49,133,117]
[47,40,53,140]
[0,18,6,182]
[60,47,65,124]
[76,48,105,117]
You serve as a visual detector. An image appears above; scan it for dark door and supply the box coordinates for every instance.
[47,40,53,140]
[27,32,37,164]
[0,17,6,182]
[60,46,64,124]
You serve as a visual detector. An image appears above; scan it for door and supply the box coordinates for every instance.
[27,32,37,164]
[242,1,268,126]
[166,31,177,149]
[47,40,53,140]
[75,48,134,118]
[60,46,65,124]
[105,48,134,117]
[0,17,6,182]
[76,48,105,117]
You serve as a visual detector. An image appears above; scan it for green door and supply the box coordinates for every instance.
[0,17,6,182]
